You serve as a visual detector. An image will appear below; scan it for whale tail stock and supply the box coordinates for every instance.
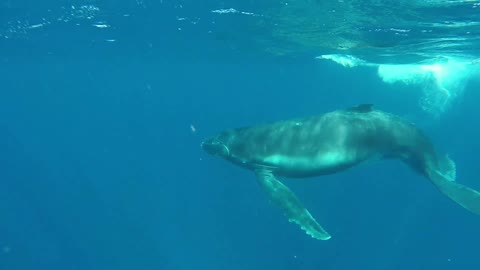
[428,155,480,215]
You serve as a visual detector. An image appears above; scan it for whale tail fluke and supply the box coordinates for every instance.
[428,157,480,215]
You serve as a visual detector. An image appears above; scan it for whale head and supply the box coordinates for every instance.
[201,133,232,158]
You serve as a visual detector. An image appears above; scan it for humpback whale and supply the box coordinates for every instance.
[201,105,480,240]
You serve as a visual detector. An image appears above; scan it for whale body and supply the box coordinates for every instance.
[202,105,480,240]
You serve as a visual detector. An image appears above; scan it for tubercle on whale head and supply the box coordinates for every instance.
[201,135,231,158]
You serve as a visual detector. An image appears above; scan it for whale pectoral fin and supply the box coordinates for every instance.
[429,170,480,215]
[255,170,331,240]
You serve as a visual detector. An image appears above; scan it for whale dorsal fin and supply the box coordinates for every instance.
[255,169,331,240]
[347,104,374,113]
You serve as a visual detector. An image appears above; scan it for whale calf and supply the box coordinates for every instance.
[201,105,480,240]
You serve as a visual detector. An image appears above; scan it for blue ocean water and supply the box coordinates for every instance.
[1,1,480,269]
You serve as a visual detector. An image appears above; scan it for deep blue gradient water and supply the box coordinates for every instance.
[1,1,480,270]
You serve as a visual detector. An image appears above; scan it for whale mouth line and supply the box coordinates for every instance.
[201,139,230,157]
[220,144,230,156]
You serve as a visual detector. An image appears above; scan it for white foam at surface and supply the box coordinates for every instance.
[316,54,371,68]
[318,54,480,115]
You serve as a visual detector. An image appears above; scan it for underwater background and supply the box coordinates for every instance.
[1,1,480,269]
